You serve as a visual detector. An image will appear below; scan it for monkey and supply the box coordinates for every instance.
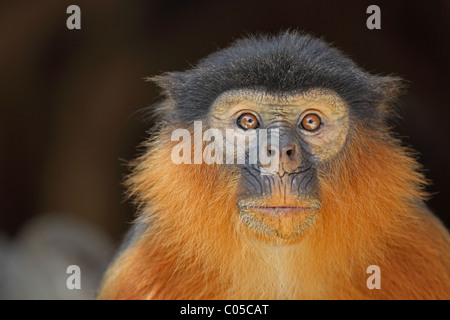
[97,31,450,300]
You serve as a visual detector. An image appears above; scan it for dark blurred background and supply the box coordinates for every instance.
[0,0,449,299]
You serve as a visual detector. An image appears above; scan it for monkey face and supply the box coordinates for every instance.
[209,88,349,242]
[151,32,401,243]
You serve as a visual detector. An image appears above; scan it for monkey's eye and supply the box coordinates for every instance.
[300,113,321,132]
[237,113,260,130]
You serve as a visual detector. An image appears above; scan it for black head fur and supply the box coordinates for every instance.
[151,31,403,126]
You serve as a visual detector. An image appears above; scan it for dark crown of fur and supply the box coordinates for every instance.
[152,31,403,125]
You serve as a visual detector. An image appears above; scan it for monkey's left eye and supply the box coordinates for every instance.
[300,113,322,132]
[237,113,260,130]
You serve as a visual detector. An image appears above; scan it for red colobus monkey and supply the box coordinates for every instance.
[98,32,450,299]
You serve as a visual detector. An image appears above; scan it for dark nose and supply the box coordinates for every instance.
[266,131,302,176]
[266,143,297,160]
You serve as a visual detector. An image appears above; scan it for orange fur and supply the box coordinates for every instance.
[98,125,450,300]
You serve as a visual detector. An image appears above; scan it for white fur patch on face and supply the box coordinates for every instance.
[209,88,349,162]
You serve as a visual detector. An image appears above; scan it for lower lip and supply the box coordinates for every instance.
[244,206,313,215]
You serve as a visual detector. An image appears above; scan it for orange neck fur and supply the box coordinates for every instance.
[100,127,450,299]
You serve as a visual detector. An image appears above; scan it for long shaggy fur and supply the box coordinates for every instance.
[98,32,450,299]
[98,124,450,299]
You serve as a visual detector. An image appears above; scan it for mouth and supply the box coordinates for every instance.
[236,200,321,241]
[242,205,315,216]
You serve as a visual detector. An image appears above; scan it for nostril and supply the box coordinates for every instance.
[267,146,275,157]
[285,147,295,158]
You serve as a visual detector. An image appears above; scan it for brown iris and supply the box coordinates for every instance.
[237,113,259,130]
[301,113,321,131]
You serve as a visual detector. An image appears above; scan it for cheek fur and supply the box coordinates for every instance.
[305,117,349,161]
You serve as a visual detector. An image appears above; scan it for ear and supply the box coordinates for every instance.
[147,72,185,100]
[144,72,184,124]
[377,75,406,102]
[373,75,407,118]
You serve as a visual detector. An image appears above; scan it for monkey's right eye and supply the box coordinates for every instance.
[237,113,260,130]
